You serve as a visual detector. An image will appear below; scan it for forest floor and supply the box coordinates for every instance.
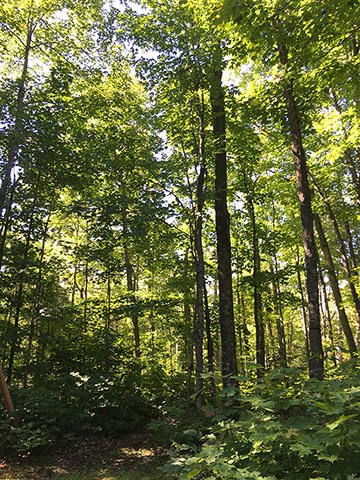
[0,430,169,480]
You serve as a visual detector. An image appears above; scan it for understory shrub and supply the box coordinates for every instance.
[164,363,360,479]
[0,369,159,452]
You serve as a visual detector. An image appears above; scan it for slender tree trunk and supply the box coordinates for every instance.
[0,181,17,269]
[310,171,360,340]
[23,212,51,388]
[209,62,237,386]
[0,366,19,427]
[318,267,337,368]
[296,247,310,361]
[83,259,89,331]
[314,213,357,355]
[7,187,39,384]
[276,31,323,379]
[192,91,206,410]
[203,278,216,403]
[247,195,265,375]
[271,260,287,368]
[345,221,360,344]
[122,207,140,358]
[0,13,34,217]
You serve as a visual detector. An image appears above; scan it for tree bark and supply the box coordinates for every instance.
[314,213,357,355]
[247,194,265,375]
[0,14,34,217]
[310,171,360,341]
[210,63,238,386]
[271,260,287,368]
[276,32,324,379]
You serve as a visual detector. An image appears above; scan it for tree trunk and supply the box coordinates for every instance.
[0,366,19,427]
[295,247,310,361]
[23,212,51,388]
[314,213,357,355]
[209,61,237,386]
[276,31,324,379]
[123,208,140,358]
[318,266,337,368]
[0,16,34,217]
[7,188,38,384]
[271,260,287,368]
[247,195,265,375]
[310,171,360,341]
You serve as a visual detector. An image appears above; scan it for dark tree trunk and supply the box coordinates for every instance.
[295,247,310,361]
[314,214,357,355]
[23,212,51,388]
[271,260,287,368]
[7,200,36,384]
[310,171,360,341]
[318,267,337,368]
[247,195,265,375]
[0,18,33,217]
[209,63,237,386]
[276,32,324,379]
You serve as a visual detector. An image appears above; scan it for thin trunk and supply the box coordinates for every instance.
[192,90,207,410]
[23,212,51,388]
[314,213,357,355]
[310,171,360,340]
[236,274,245,374]
[271,260,287,368]
[0,366,19,427]
[7,188,38,384]
[318,267,337,368]
[121,204,140,358]
[247,196,265,375]
[276,29,323,379]
[0,11,34,216]
[0,181,17,269]
[345,221,360,344]
[296,246,310,365]
[204,278,216,403]
[210,62,237,386]
[83,259,89,331]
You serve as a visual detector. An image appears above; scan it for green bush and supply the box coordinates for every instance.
[164,364,360,479]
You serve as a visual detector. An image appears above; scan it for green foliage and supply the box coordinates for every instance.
[0,367,163,452]
[164,365,360,479]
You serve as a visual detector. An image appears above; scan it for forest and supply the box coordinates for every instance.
[0,0,360,479]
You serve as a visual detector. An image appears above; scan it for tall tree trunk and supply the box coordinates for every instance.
[276,30,324,379]
[23,212,51,388]
[0,12,34,217]
[209,61,237,386]
[7,208,35,384]
[122,208,140,358]
[247,194,265,375]
[314,213,357,355]
[83,259,89,331]
[295,247,310,361]
[318,266,337,368]
[310,171,360,340]
[271,260,287,368]
[0,181,17,269]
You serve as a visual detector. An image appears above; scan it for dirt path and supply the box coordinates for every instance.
[0,431,169,480]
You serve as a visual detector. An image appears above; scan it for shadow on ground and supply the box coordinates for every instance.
[0,430,169,480]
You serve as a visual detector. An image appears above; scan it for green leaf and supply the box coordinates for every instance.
[187,466,202,478]
[327,414,357,430]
